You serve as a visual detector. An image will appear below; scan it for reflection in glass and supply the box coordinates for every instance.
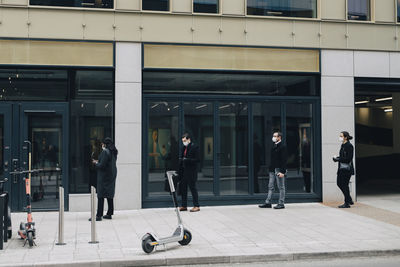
[30,115,62,210]
[194,0,219,13]
[0,116,3,178]
[398,0,400,22]
[348,0,370,21]
[142,0,169,11]
[30,0,113,8]
[219,102,248,195]
[286,104,313,193]
[148,101,179,196]
[253,103,281,194]
[184,102,214,195]
[247,0,317,18]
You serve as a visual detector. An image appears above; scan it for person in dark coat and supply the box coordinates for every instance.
[91,137,118,221]
[179,133,200,212]
[333,131,354,208]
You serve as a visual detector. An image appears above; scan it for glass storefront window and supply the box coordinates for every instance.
[0,69,68,101]
[30,0,113,8]
[69,70,114,194]
[348,0,370,21]
[184,102,214,195]
[253,102,281,194]
[219,102,248,195]
[398,0,400,22]
[194,0,219,14]
[247,0,317,18]
[286,103,313,193]
[143,0,169,11]
[147,101,179,197]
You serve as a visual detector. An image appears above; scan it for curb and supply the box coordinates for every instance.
[4,249,400,267]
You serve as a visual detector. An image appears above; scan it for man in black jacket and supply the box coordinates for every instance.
[179,133,200,212]
[259,131,288,209]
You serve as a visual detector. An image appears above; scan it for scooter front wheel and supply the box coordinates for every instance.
[142,234,155,254]
[178,229,192,246]
[27,232,34,247]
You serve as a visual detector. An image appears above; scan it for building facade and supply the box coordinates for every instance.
[0,0,399,211]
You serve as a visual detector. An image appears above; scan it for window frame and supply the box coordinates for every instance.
[28,0,115,10]
[346,0,375,23]
[141,0,172,13]
[245,0,321,21]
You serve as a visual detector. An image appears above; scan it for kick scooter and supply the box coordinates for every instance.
[141,170,192,253]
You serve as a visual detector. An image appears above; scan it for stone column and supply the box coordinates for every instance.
[321,50,355,202]
[114,42,142,210]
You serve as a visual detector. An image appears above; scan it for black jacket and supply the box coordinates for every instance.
[96,148,117,198]
[269,142,287,174]
[334,141,354,175]
[179,142,200,181]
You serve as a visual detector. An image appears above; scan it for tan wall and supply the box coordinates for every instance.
[0,1,399,51]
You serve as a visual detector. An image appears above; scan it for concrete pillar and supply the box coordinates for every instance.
[114,42,142,210]
[321,50,355,202]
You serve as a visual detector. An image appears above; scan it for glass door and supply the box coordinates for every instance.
[0,104,12,205]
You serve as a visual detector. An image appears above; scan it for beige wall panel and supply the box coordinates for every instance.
[348,24,396,50]
[114,13,141,41]
[246,19,292,47]
[116,0,140,10]
[83,11,115,40]
[1,0,28,5]
[0,8,28,37]
[192,16,221,44]
[28,10,83,39]
[142,14,192,43]
[173,0,191,13]
[320,23,347,49]
[375,0,395,23]
[294,21,320,48]
[321,0,346,20]
[220,17,246,45]
[222,0,244,16]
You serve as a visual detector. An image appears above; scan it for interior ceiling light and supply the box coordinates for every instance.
[384,108,393,113]
[355,100,369,105]
[375,97,392,102]
[195,104,207,110]
[219,104,231,109]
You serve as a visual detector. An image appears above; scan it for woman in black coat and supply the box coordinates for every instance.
[92,137,118,221]
[333,131,354,208]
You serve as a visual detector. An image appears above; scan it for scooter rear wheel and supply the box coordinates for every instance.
[142,234,155,254]
[27,232,34,247]
[178,229,192,246]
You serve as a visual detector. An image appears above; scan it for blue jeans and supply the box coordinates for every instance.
[265,170,286,205]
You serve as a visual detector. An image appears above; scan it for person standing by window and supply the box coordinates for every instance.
[259,131,288,209]
[91,137,118,221]
[179,133,200,212]
[333,131,354,208]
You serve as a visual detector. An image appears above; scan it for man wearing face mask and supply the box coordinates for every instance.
[259,131,287,209]
[179,133,200,212]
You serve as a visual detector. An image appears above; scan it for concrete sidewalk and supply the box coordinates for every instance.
[1,202,400,266]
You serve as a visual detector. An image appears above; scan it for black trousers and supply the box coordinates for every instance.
[97,197,114,217]
[337,171,353,204]
[180,176,199,208]
[302,171,311,193]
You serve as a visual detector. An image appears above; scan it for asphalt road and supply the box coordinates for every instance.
[168,255,400,267]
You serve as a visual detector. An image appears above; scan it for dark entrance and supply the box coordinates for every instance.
[0,102,68,211]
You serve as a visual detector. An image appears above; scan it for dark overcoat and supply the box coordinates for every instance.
[96,148,117,198]
[179,142,200,181]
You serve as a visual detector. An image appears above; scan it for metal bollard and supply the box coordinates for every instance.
[89,186,98,244]
[56,187,66,245]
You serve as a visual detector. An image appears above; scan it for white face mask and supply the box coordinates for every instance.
[183,141,189,147]
[339,137,344,143]
[272,137,278,143]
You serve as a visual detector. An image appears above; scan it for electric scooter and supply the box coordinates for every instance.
[10,141,41,247]
[141,170,192,253]
[0,178,12,239]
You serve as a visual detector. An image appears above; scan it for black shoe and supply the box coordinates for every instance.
[258,203,272,208]
[103,215,112,220]
[349,200,354,205]
[88,216,102,221]
[274,204,285,209]
[338,203,350,208]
